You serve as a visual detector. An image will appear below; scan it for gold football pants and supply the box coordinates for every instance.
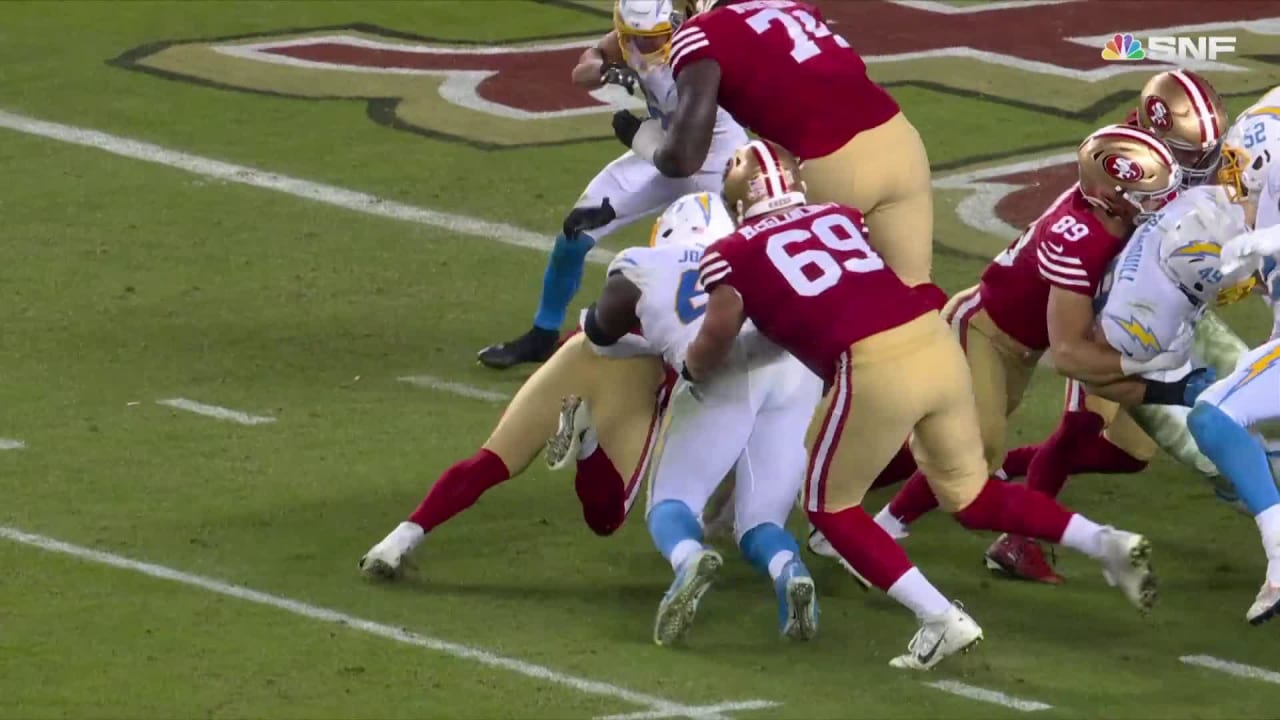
[800,112,934,287]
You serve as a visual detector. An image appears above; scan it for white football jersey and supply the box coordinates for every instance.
[1253,161,1280,338]
[1098,186,1246,362]
[1236,85,1280,122]
[631,61,745,169]
[609,242,707,368]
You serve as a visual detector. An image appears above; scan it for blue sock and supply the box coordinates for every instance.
[1189,403,1280,516]
[647,500,703,561]
[738,522,801,577]
[533,232,596,331]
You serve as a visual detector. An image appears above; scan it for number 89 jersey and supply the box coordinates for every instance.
[978,185,1128,351]
[698,203,930,384]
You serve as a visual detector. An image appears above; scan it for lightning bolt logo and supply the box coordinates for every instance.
[1172,241,1222,259]
[1247,106,1280,121]
[695,192,713,224]
[1110,315,1161,353]
[1234,344,1280,391]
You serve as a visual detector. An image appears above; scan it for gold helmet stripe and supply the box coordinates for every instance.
[1169,69,1220,145]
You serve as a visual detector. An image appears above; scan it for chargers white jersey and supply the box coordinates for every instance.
[1236,85,1280,122]
[609,243,707,368]
[632,62,746,172]
[1253,161,1280,339]
[1099,187,1233,362]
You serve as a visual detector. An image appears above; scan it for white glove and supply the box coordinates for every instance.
[1221,225,1280,275]
[1120,329,1193,375]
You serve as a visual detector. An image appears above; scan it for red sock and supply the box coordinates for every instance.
[953,478,1072,543]
[408,449,510,532]
[1025,411,1106,497]
[870,443,918,490]
[575,447,627,537]
[886,471,940,525]
[1068,434,1148,476]
[808,505,913,591]
[998,445,1037,480]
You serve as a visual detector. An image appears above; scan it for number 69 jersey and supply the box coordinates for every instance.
[698,203,931,383]
[978,186,1128,351]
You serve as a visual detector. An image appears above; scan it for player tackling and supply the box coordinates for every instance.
[683,139,1158,670]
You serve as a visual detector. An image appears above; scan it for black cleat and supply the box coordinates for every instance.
[477,327,560,369]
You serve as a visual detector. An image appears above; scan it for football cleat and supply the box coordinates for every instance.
[983,533,1063,584]
[653,548,722,646]
[1246,577,1280,625]
[359,522,424,581]
[775,559,819,641]
[871,506,910,541]
[546,395,594,471]
[1098,528,1158,613]
[890,602,983,671]
[477,327,559,370]
[806,527,871,590]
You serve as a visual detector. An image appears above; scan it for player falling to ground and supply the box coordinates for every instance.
[1190,132,1280,624]
[612,0,944,307]
[478,0,747,370]
[360,294,679,576]
[874,125,1200,572]
[577,190,822,645]
[682,140,1157,671]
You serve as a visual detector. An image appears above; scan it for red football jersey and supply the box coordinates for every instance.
[978,185,1128,350]
[670,0,899,160]
[699,203,931,382]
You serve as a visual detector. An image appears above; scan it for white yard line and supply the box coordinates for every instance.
[156,398,277,426]
[1181,655,1280,685]
[0,525,777,720]
[0,438,26,450]
[924,681,1053,712]
[397,375,510,402]
[0,109,615,265]
[594,701,777,720]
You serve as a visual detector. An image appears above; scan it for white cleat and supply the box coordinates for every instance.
[872,506,910,541]
[806,527,871,590]
[890,602,984,671]
[359,522,423,581]
[654,549,722,646]
[546,395,593,471]
[1247,581,1280,625]
[1098,528,1157,613]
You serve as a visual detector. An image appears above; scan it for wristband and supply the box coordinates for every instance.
[1142,378,1187,405]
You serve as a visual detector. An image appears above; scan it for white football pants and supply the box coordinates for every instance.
[646,343,823,542]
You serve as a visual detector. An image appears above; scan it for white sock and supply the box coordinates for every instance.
[1059,514,1105,559]
[392,521,426,552]
[873,506,908,538]
[577,427,599,459]
[767,550,795,580]
[886,567,952,619]
[1255,505,1280,584]
[669,539,703,572]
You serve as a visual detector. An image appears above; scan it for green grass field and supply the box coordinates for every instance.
[4,1,1280,718]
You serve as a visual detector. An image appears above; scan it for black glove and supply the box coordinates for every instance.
[563,198,617,239]
[612,110,644,149]
[680,360,697,383]
[601,62,639,95]
[1142,366,1217,406]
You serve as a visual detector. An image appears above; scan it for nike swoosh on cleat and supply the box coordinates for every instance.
[916,629,947,666]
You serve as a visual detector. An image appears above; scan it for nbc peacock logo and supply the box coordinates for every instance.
[1101,33,1146,61]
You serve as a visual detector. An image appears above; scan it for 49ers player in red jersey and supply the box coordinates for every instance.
[611,0,943,308]
[874,124,1196,581]
[683,139,1157,671]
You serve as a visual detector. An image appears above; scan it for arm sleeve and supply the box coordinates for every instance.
[670,17,716,78]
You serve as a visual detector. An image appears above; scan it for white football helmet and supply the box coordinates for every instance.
[1222,104,1280,202]
[649,192,734,248]
[614,0,675,70]
[1157,187,1258,305]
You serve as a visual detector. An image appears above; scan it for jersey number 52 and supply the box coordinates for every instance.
[767,214,884,296]
[745,7,850,63]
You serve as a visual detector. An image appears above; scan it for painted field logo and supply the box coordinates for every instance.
[1101,33,1145,61]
